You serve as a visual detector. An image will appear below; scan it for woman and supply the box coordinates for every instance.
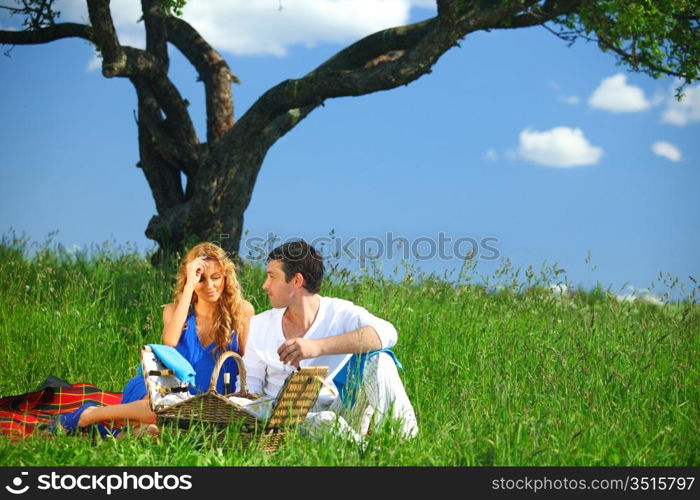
[53,242,255,437]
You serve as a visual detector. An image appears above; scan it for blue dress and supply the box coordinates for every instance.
[121,307,240,403]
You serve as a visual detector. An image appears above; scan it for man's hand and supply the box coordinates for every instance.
[277,338,322,367]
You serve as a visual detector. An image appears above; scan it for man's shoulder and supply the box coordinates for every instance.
[321,295,359,310]
[251,307,284,322]
[250,307,284,332]
[247,307,283,350]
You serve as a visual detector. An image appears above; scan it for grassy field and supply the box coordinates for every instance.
[0,237,698,466]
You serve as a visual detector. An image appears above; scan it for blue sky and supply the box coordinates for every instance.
[1,1,698,300]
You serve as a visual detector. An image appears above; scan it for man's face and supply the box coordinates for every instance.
[262,259,295,308]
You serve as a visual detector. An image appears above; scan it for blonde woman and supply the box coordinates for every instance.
[51,242,254,437]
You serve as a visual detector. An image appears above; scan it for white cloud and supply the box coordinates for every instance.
[549,283,569,296]
[588,73,651,113]
[60,0,146,48]
[661,82,700,126]
[483,148,498,161]
[86,53,102,72]
[650,90,665,107]
[639,293,665,306]
[59,0,429,57]
[557,95,580,105]
[615,285,665,306]
[517,127,603,168]
[548,80,580,105]
[183,1,414,56]
[652,141,682,162]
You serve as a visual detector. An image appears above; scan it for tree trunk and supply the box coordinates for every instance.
[143,151,264,262]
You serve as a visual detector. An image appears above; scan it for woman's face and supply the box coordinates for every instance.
[194,260,225,304]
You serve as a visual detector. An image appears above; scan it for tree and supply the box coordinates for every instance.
[1,0,698,259]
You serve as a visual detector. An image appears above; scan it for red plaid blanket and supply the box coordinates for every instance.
[0,383,122,439]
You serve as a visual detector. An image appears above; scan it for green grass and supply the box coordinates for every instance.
[0,237,698,465]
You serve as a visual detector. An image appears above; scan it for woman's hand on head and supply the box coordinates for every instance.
[161,303,179,347]
[185,257,207,288]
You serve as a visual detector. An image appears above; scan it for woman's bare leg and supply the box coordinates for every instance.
[78,398,156,427]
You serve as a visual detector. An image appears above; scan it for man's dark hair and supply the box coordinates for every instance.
[268,240,324,294]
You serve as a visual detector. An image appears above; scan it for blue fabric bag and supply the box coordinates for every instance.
[144,344,197,386]
[333,348,402,408]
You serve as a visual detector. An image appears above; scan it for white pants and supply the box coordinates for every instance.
[303,352,418,442]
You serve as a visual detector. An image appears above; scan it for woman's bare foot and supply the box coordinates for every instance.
[132,423,160,438]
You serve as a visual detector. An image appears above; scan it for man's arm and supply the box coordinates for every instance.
[278,302,397,366]
[277,325,381,366]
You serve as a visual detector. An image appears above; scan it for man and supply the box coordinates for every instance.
[244,240,417,441]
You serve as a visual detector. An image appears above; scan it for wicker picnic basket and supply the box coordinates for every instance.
[140,347,327,451]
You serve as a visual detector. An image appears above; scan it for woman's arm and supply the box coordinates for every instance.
[162,257,207,346]
[242,300,255,322]
[237,300,255,354]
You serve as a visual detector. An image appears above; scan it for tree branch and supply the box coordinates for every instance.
[116,46,163,76]
[226,19,440,147]
[204,0,540,207]
[542,2,698,82]
[208,107,315,215]
[495,0,585,29]
[141,0,168,68]
[82,2,176,79]
[130,74,202,177]
[314,18,435,73]
[85,0,127,77]
[166,16,237,143]
[0,22,93,44]
[96,44,202,175]
[135,118,187,216]
[132,76,188,172]
[80,1,201,163]
[0,0,60,29]
[148,74,201,161]
[597,36,690,80]
[437,0,459,21]
[227,0,536,147]
[145,200,192,245]
[257,105,317,153]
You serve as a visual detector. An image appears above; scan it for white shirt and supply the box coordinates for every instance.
[243,296,397,398]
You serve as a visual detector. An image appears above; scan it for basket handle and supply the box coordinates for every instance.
[314,374,338,399]
[209,351,248,394]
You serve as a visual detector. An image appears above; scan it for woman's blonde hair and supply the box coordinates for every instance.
[172,242,248,355]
